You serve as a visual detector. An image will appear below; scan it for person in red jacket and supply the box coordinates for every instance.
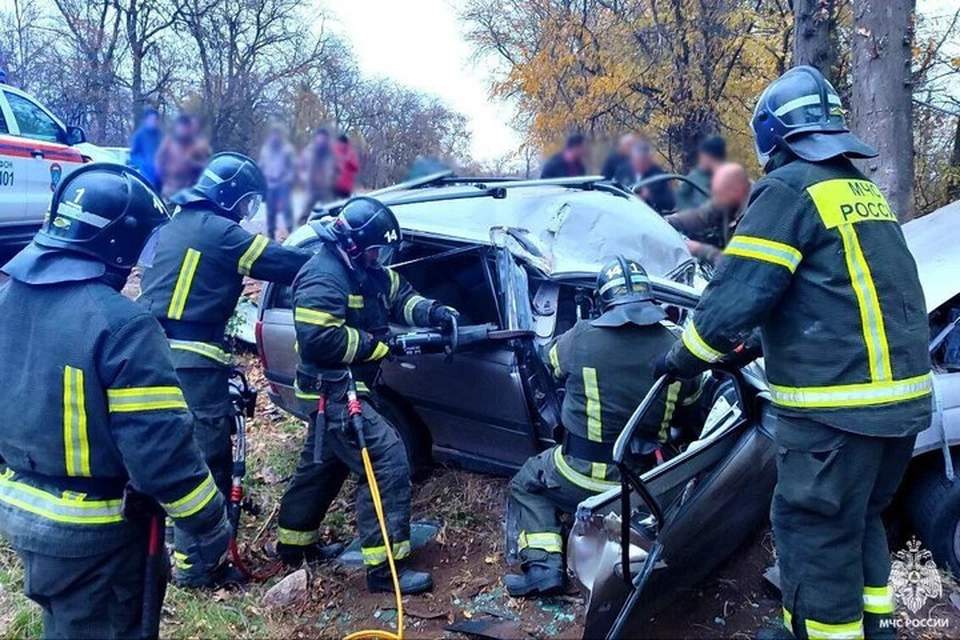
[333,133,360,199]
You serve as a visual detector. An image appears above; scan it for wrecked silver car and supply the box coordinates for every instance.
[256,172,694,477]
[568,198,960,638]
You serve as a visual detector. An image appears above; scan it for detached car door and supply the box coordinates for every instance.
[570,370,777,639]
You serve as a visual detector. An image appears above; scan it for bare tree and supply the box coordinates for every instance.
[851,0,916,222]
[174,0,334,152]
[115,0,179,123]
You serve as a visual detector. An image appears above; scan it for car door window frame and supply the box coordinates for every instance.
[3,90,67,144]
[0,92,15,136]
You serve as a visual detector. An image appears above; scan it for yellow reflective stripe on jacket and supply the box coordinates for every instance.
[348,295,364,309]
[582,367,606,481]
[725,235,803,273]
[343,327,360,363]
[0,471,123,525]
[63,366,91,477]
[356,381,370,394]
[387,269,400,302]
[518,531,563,554]
[681,322,723,363]
[548,343,562,378]
[167,248,201,320]
[863,585,895,614]
[277,527,320,546]
[553,447,619,493]
[238,235,269,276]
[361,540,411,566]
[107,386,187,413]
[169,340,232,365]
[837,224,892,381]
[403,295,428,325]
[366,342,389,361]
[162,473,218,519]
[769,372,932,409]
[294,307,344,327]
[658,380,682,442]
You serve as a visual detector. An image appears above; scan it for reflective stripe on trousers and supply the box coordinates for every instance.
[361,540,411,566]
[784,607,864,639]
[278,527,320,546]
[862,585,894,615]
[518,531,562,554]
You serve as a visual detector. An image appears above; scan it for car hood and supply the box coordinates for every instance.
[903,199,960,313]
[389,186,691,278]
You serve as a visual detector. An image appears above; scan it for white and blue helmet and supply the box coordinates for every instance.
[750,65,877,168]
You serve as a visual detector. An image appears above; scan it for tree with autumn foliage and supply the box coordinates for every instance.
[462,0,794,170]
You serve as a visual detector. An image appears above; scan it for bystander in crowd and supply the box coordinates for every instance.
[259,124,297,239]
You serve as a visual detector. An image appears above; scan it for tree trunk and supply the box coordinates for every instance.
[947,116,960,203]
[794,0,836,78]
[851,0,916,222]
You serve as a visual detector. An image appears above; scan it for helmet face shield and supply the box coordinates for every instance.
[238,193,263,220]
[137,226,164,269]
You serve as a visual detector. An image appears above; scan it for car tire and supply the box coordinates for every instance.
[905,458,960,576]
[375,393,433,482]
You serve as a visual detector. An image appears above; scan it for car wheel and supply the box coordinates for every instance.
[905,460,960,576]
[375,394,433,482]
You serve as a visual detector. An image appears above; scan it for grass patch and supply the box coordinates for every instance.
[0,541,42,638]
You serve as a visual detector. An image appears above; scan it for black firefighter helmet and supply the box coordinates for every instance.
[3,163,169,284]
[331,196,401,268]
[173,152,266,221]
[591,256,666,328]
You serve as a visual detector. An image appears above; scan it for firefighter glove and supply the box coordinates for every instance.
[429,304,459,330]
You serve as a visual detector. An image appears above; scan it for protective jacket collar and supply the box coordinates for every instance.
[2,242,106,285]
[590,300,666,328]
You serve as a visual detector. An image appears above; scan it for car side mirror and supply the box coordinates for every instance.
[66,125,86,146]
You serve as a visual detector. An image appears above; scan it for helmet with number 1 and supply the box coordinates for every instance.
[750,65,877,169]
[173,152,266,221]
[3,163,169,284]
[592,256,666,327]
[331,196,401,268]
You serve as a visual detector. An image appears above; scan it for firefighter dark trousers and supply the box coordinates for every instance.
[172,367,233,585]
[14,529,167,639]
[508,446,617,565]
[772,414,916,640]
[276,396,412,567]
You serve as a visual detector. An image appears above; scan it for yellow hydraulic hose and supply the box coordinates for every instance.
[342,443,404,640]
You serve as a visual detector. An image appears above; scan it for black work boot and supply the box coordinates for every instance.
[366,560,433,595]
[505,553,565,598]
[269,541,345,567]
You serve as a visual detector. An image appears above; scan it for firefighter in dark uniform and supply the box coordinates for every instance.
[505,256,700,597]
[0,164,232,638]
[658,66,932,640]
[275,197,458,595]
[138,152,313,587]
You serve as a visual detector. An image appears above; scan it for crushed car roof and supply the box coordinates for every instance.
[311,177,692,279]
[391,184,690,278]
[903,199,960,312]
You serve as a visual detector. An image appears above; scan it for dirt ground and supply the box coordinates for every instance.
[221,349,960,640]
